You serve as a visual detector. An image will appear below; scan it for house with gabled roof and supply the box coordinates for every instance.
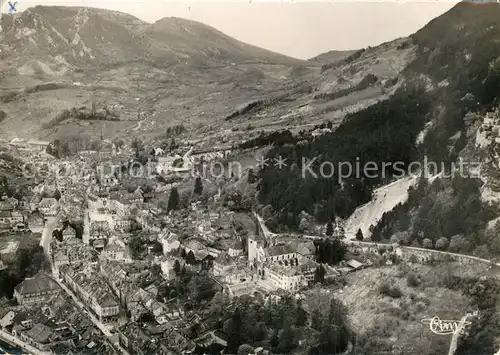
[62,226,77,239]
[14,272,60,305]
[161,232,180,254]
[39,197,59,217]
[213,252,236,277]
[27,210,44,233]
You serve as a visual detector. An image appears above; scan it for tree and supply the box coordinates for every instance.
[59,142,71,157]
[270,329,279,348]
[186,250,197,265]
[238,344,254,355]
[313,299,351,354]
[326,221,333,236]
[151,241,163,255]
[277,317,297,353]
[356,228,364,241]
[390,231,410,245]
[137,311,155,324]
[449,234,470,253]
[299,217,309,232]
[16,245,48,279]
[314,265,326,284]
[54,189,62,201]
[227,308,243,353]
[167,187,180,212]
[131,138,142,151]
[129,233,146,259]
[150,264,161,277]
[194,177,203,195]
[435,237,449,250]
[247,169,256,184]
[188,276,217,303]
[52,229,63,242]
[422,238,433,249]
[173,260,181,275]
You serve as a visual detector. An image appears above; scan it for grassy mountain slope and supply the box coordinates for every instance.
[0,6,310,141]
[308,49,356,63]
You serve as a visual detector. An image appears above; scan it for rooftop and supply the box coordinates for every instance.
[23,323,53,344]
[15,273,60,296]
[266,244,295,257]
[267,263,302,277]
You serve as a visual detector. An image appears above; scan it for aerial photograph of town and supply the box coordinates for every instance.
[1,0,500,354]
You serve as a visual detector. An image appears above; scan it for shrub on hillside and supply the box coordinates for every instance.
[422,238,433,249]
[390,231,410,245]
[379,281,403,298]
[435,237,449,250]
[407,272,422,287]
[449,234,470,253]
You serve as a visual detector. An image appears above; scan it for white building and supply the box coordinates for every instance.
[161,232,180,254]
[264,264,306,291]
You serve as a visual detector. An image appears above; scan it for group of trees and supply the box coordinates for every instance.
[449,276,500,355]
[354,5,500,258]
[370,176,497,255]
[157,268,218,313]
[217,294,352,355]
[166,187,180,212]
[314,265,326,284]
[46,139,71,159]
[0,244,48,298]
[314,239,347,265]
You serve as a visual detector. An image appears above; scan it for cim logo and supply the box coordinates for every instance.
[421,316,472,335]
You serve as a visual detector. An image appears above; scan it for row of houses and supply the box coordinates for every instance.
[59,263,120,324]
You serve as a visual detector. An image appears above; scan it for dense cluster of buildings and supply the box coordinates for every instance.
[0,137,372,355]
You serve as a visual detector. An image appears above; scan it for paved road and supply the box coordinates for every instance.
[40,214,59,254]
[252,211,276,239]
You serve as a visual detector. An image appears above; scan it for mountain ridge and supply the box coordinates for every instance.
[0,6,305,67]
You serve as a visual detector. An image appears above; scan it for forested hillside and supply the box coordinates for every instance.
[255,84,432,231]
[252,3,500,244]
